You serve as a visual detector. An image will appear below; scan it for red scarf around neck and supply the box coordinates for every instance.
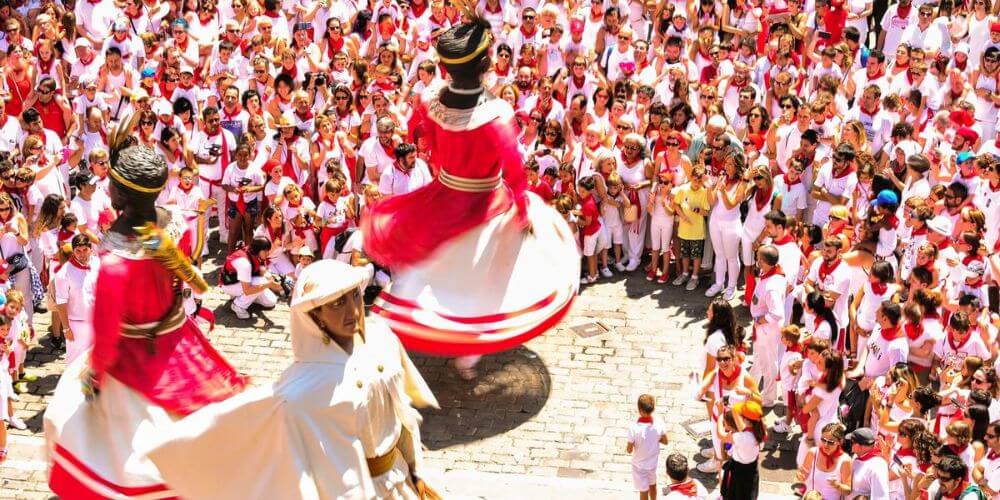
[668,480,699,497]
[818,258,841,282]
[880,325,902,341]
[904,322,924,340]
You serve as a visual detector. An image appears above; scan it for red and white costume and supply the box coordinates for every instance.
[43,208,248,498]
[364,82,579,355]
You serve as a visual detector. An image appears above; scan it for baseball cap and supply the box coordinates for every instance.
[828,205,850,221]
[153,99,173,116]
[74,38,92,49]
[991,21,1000,33]
[965,260,986,280]
[569,18,584,34]
[871,189,899,208]
[927,215,954,236]
[846,427,876,446]
[140,67,157,79]
[956,151,975,165]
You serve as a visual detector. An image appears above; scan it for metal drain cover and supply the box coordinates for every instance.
[570,322,611,338]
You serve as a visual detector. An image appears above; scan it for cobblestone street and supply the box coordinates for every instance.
[1,252,798,499]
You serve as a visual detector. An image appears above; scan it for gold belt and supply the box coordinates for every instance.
[366,444,400,477]
[120,306,187,339]
[438,169,501,192]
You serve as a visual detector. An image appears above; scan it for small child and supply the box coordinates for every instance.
[672,166,710,291]
[602,173,629,272]
[0,313,25,463]
[554,163,577,202]
[576,176,603,284]
[288,213,319,256]
[627,394,669,500]
[646,167,676,284]
[553,195,580,254]
[316,174,355,259]
[525,161,554,203]
[5,291,32,394]
[293,247,316,280]
[775,325,803,434]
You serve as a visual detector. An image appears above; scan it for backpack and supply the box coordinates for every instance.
[219,248,260,286]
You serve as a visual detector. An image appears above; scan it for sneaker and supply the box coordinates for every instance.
[773,419,791,434]
[685,276,699,291]
[625,259,639,272]
[19,373,38,383]
[614,261,626,272]
[705,283,723,297]
[230,303,251,320]
[671,273,689,286]
[8,416,26,430]
[657,273,668,284]
[587,275,598,284]
[700,447,716,459]
[580,276,590,285]
[600,267,613,278]
[646,268,656,281]
[13,382,27,394]
[696,458,722,474]
[723,287,737,301]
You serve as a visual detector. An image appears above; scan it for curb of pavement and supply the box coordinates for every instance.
[424,469,797,499]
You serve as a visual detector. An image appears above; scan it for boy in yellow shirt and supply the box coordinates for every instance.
[672,166,711,291]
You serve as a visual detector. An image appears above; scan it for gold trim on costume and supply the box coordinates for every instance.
[438,32,493,65]
[438,169,501,192]
[109,169,167,194]
[366,445,400,477]
[119,306,187,339]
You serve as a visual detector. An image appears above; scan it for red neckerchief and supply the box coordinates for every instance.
[938,239,952,251]
[292,224,312,239]
[833,164,856,179]
[57,229,74,242]
[862,102,881,116]
[222,105,242,121]
[283,64,298,80]
[69,257,90,270]
[263,9,280,17]
[637,416,653,423]
[176,37,189,53]
[962,254,983,266]
[730,77,749,90]
[950,444,969,455]
[265,222,282,243]
[955,58,968,71]
[912,226,928,236]
[571,75,585,88]
[294,108,313,122]
[819,446,843,466]
[198,13,214,26]
[36,55,54,75]
[905,321,924,340]
[178,82,195,90]
[825,218,845,236]
[897,4,912,18]
[519,25,537,38]
[966,277,984,288]
[327,36,344,58]
[947,331,971,351]
[125,7,142,19]
[380,141,395,158]
[759,264,784,281]
[668,480,699,497]
[988,449,1000,460]
[410,0,428,16]
[943,481,971,499]
[177,183,193,194]
[283,137,299,179]
[897,447,916,458]
[207,128,230,176]
[856,448,880,461]
[880,325,902,342]
[754,186,773,212]
[959,167,978,180]
[718,365,742,397]
[818,258,842,282]
[773,233,795,246]
[871,280,888,295]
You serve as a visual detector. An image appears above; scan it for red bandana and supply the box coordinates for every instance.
[880,325,902,342]
[871,280,888,296]
[759,265,784,281]
[637,416,653,423]
[818,258,842,282]
[668,480,699,497]
[70,257,90,270]
[905,322,924,340]
[856,448,880,461]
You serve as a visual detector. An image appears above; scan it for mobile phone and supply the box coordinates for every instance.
[817,31,831,40]
[892,454,904,467]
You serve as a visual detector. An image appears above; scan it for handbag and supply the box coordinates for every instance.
[623,204,639,223]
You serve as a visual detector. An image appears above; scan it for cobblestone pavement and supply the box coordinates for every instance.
[0,250,798,499]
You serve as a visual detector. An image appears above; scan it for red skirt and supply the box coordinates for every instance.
[361,179,514,270]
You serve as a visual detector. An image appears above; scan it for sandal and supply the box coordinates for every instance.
[456,367,477,380]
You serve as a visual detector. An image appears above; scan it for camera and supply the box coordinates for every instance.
[209,143,222,156]
[305,72,327,88]
[238,177,251,187]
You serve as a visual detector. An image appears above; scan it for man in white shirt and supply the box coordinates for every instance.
[54,235,100,364]
[750,245,787,407]
[359,117,400,185]
[664,453,708,499]
[378,143,432,197]
[804,237,853,341]
[193,106,237,244]
[220,236,284,319]
[847,428,890,498]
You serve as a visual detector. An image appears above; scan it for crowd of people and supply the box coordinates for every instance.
[0,0,998,497]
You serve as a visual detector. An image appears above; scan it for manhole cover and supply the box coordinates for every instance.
[570,322,611,338]
[681,418,714,438]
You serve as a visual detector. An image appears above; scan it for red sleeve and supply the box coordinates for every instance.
[496,117,529,226]
[89,254,127,386]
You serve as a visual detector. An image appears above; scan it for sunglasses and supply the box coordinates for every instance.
[919,11,933,16]
[781,104,794,109]
[820,437,838,446]
[616,125,631,131]
[749,112,762,117]
[753,175,764,180]
[717,356,733,362]
[523,15,535,20]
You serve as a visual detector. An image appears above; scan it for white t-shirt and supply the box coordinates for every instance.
[863,328,910,378]
[730,431,760,464]
[627,418,667,470]
[54,257,100,321]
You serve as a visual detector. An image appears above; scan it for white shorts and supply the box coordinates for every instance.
[582,231,600,257]
[606,224,624,246]
[649,217,674,252]
[631,465,656,491]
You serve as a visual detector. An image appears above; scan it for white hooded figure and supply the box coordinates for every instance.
[144,259,440,499]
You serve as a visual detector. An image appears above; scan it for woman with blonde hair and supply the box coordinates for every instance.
[840,120,869,156]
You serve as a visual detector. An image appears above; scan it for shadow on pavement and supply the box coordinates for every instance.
[414,346,551,451]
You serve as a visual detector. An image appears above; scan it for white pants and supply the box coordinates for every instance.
[750,322,781,406]
[66,319,94,365]
[709,216,742,289]
[268,252,296,276]
[199,179,229,244]
[222,277,279,310]
[649,217,674,252]
[625,189,650,262]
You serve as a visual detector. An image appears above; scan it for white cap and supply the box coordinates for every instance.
[74,38,92,49]
[153,99,173,116]
[954,42,970,55]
